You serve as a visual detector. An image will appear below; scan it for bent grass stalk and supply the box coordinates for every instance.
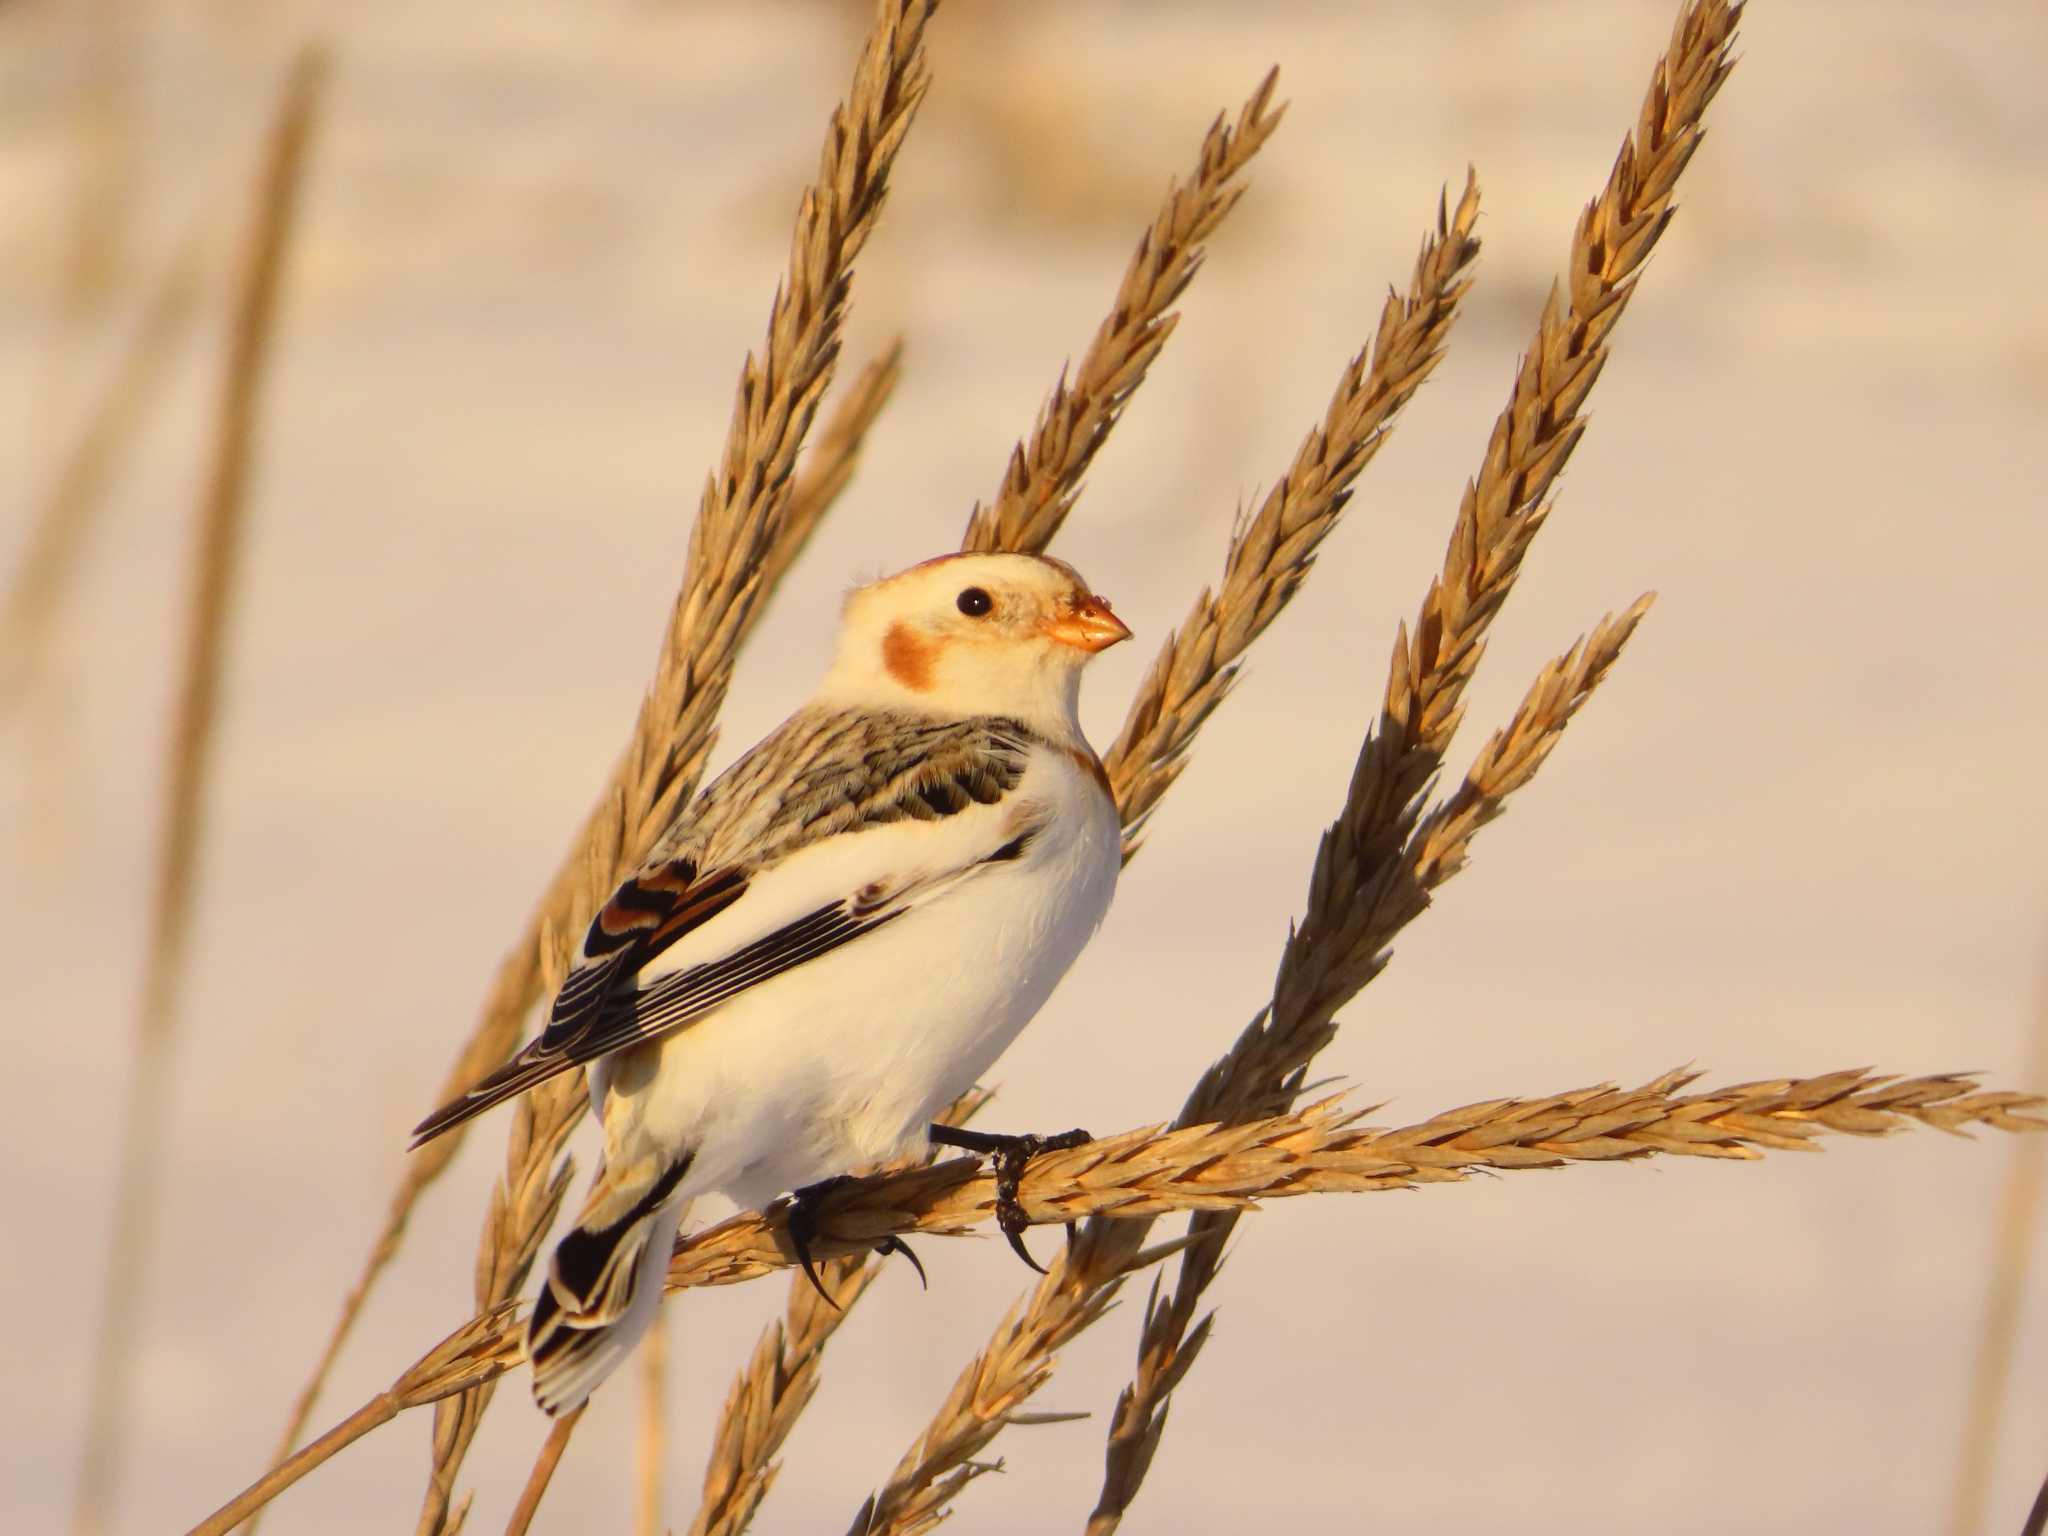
[959,69,1284,557]
[178,1064,2048,1536]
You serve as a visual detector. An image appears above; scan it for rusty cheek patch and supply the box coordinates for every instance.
[882,620,937,692]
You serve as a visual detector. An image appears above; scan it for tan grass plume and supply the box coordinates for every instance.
[70,44,326,1536]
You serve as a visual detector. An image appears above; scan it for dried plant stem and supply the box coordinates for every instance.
[1946,943,2048,1536]
[399,7,938,1525]
[502,1408,583,1536]
[1,241,202,710]
[68,47,325,1536]
[636,1315,669,1536]
[959,69,1284,556]
[178,1061,2045,1536]
[1103,171,1482,855]
[833,1064,2039,1532]
[1086,601,1651,1529]
[186,1392,402,1536]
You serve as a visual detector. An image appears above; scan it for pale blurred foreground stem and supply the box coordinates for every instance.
[70,45,326,1536]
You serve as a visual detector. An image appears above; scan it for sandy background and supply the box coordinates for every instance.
[5,1,2047,1532]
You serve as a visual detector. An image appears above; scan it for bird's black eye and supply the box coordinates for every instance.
[956,586,993,618]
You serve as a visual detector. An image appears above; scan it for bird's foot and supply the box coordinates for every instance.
[784,1175,927,1306]
[926,1123,1091,1274]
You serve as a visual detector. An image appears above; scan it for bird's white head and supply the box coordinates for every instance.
[820,552,1131,738]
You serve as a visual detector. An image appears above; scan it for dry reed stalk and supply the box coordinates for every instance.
[1945,944,2048,1536]
[1085,601,1651,1529]
[399,7,939,1527]
[958,69,1283,556]
[265,336,906,1482]
[181,1063,2043,1536]
[68,47,326,1536]
[865,4,1744,1527]
[1102,172,1482,855]
[1,244,202,710]
[503,1407,582,1536]
[636,1313,669,1536]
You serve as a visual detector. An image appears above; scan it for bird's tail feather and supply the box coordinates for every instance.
[526,1149,692,1416]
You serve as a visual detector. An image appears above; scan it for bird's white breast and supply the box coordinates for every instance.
[597,741,1121,1211]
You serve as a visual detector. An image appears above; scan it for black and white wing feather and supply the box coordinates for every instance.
[409,708,1046,1146]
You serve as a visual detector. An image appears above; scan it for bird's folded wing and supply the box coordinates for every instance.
[408,727,1046,1148]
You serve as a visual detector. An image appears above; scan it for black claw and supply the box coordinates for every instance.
[927,1122,1091,1274]
[1003,1221,1047,1274]
[876,1234,928,1290]
[785,1175,854,1309]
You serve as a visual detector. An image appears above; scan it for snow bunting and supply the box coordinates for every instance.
[411,552,1130,1415]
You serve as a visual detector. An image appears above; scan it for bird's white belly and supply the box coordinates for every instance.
[596,784,1118,1211]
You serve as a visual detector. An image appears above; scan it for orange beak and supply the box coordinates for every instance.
[1041,593,1132,654]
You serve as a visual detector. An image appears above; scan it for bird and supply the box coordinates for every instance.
[410,551,1131,1415]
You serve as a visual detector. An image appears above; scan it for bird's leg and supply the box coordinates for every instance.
[926,1122,1091,1274]
[783,1175,927,1306]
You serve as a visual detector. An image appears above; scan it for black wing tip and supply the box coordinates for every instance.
[408,1099,468,1150]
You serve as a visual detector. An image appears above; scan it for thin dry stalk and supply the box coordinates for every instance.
[402,7,939,1525]
[503,1408,583,1536]
[869,4,1743,1526]
[636,1314,669,1536]
[1946,943,2048,1536]
[1086,600,1651,1530]
[180,1065,2042,1536]
[68,47,326,1536]
[264,338,905,1480]
[1,243,202,710]
[958,69,1284,556]
[1103,171,1482,856]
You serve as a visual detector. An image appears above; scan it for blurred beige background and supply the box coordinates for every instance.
[6,1,2047,1532]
